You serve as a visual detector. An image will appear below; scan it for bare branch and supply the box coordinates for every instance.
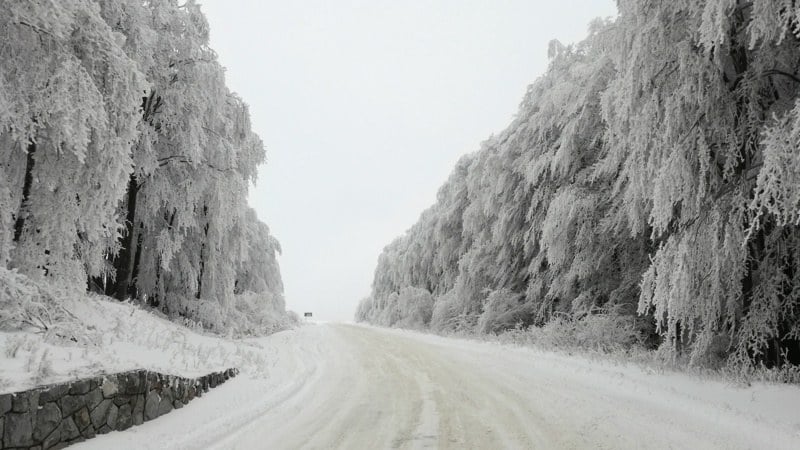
[762,69,800,85]
[15,20,53,37]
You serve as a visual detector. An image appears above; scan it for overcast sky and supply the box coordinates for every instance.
[200,0,618,322]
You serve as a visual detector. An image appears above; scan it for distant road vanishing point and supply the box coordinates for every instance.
[76,324,800,450]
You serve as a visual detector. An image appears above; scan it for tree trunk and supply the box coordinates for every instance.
[12,141,36,242]
[196,205,209,299]
[114,174,139,300]
[130,229,143,298]
[114,93,160,300]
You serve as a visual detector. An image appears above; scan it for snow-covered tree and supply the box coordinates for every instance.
[0,0,146,287]
[360,3,800,367]
[1,0,287,335]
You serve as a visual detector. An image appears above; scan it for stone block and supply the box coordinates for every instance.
[0,393,12,415]
[132,394,144,425]
[173,399,183,409]
[59,395,83,418]
[80,423,96,440]
[144,391,160,421]
[116,404,132,431]
[33,402,61,441]
[60,417,80,441]
[43,425,62,450]
[68,380,91,395]
[5,412,34,447]
[74,406,91,431]
[12,390,39,413]
[90,399,112,429]
[146,372,158,388]
[101,377,119,398]
[161,387,172,404]
[85,388,103,410]
[106,404,119,429]
[39,385,68,405]
[123,371,146,395]
[175,382,184,400]
[97,425,111,435]
[113,394,132,407]
[157,396,173,417]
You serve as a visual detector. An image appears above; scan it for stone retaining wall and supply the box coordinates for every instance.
[0,368,238,449]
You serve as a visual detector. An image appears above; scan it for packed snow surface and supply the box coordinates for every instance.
[74,323,800,449]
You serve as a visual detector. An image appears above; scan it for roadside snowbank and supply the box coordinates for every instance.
[0,285,286,394]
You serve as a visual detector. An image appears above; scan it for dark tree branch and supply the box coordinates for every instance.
[762,69,800,85]
[15,20,53,37]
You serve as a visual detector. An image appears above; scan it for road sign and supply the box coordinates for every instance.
[304,312,313,318]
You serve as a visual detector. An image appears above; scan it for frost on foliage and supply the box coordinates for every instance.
[638,205,747,363]
[359,1,800,367]
[0,0,145,286]
[392,287,434,330]
[0,0,287,336]
[733,228,800,366]
[477,289,532,335]
[752,102,800,229]
[0,267,85,343]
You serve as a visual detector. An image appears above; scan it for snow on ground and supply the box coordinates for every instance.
[0,294,271,394]
[70,323,800,450]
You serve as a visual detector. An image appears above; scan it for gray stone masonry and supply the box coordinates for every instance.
[0,368,238,449]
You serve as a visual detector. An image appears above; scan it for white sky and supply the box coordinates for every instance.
[200,0,618,322]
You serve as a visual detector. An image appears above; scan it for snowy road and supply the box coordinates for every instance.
[77,323,800,449]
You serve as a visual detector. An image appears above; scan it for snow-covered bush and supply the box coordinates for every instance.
[572,313,641,352]
[393,287,434,330]
[229,291,298,336]
[496,310,644,354]
[376,292,401,326]
[161,291,296,337]
[354,296,374,322]
[430,290,463,332]
[0,268,86,343]
[526,316,576,350]
[477,289,534,334]
[356,288,434,330]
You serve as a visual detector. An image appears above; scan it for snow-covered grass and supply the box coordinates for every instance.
[0,268,298,394]
[406,315,800,387]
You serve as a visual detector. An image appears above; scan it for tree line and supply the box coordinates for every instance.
[357,0,800,367]
[0,0,285,333]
